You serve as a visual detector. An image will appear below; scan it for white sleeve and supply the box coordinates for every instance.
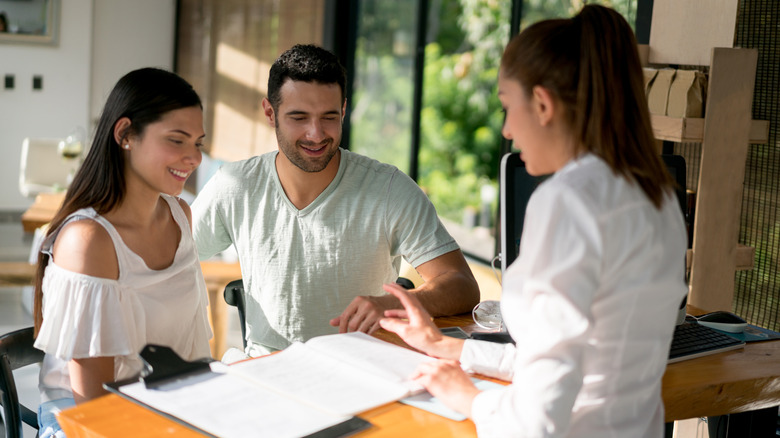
[34,263,144,360]
[468,183,600,438]
[460,339,517,381]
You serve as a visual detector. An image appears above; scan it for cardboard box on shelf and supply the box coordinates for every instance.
[643,67,658,98]
[667,70,707,118]
[647,68,676,115]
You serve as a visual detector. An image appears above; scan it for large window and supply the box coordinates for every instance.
[351,0,511,262]
[350,0,637,262]
[349,1,418,173]
[416,0,510,262]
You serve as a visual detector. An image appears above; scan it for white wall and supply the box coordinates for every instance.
[0,0,176,211]
[89,0,177,128]
[0,0,93,211]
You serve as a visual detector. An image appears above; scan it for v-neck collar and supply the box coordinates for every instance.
[272,149,348,216]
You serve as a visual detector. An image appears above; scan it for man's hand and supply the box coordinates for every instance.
[329,294,399,334]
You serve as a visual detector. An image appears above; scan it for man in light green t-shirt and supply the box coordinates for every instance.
[192,44,479,355]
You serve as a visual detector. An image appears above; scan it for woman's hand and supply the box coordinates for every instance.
[379,283,464,360]
[413,360,481,417]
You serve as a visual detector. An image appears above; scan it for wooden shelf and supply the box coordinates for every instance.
[652,115,769,144]
[686,244,754,272]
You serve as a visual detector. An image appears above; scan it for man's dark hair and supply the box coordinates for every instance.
[267,44,347,111]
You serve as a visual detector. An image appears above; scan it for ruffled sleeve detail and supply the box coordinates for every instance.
[34,263,146,360]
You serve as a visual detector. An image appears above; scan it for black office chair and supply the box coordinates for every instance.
[0,327,44,438]
[223,279,248,349]
[224,277,416,349]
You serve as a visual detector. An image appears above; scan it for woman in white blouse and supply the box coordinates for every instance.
[32,68,212,438]
[380,5,687,438]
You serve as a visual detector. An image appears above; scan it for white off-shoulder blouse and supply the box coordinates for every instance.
[34,194,212,403]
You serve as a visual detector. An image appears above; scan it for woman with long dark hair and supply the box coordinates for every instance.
[380,5,687,437]
[33,68,212,437]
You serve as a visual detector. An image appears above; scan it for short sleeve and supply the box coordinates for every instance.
[34,263,144,360]
[384,170,460,267]
[191,165,234,260]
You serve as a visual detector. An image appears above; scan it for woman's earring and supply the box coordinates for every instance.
[123,144,130,150]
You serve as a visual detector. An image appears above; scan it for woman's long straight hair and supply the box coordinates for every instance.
[33,68,201,335]
[501,4,674,209]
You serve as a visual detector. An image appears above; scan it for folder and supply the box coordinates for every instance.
[104,343,372,438]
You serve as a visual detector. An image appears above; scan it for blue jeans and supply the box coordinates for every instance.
[38,398,75,438]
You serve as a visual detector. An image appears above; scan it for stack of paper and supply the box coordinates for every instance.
[114,332,437,437]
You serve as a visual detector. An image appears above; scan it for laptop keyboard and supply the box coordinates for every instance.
[668,321,745,363]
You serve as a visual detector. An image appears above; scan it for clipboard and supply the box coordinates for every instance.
[103,344,371,438]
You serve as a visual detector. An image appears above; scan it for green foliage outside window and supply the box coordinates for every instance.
[417,0,508,221]
[351,0,637,242]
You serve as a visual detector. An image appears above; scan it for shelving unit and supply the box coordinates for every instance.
[651,115,769,144]
[646,0,769,312]
[649,113,765,272]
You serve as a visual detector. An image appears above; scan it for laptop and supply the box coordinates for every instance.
[498,152,745,362]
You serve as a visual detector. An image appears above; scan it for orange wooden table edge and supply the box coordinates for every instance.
[57,317,481,438]
[57,393,199,438]
[57,391,479,438]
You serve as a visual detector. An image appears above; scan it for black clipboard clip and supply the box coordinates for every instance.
[139,344,213,389]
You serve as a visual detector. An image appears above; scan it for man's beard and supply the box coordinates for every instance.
[276,126,340,173]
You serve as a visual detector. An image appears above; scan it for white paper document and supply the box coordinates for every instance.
[116,332,436,437]
[119,367,348,438]
[229,331,436,416]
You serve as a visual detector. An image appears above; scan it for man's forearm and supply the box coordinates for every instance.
[413,269,480,317]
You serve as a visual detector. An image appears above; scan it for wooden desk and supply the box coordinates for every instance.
[56,388,478,438]
[662,339,780,421]
[56,313,780,436]
[57,319,482,438]
[662,306,780,421]
[375,321,780,423]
